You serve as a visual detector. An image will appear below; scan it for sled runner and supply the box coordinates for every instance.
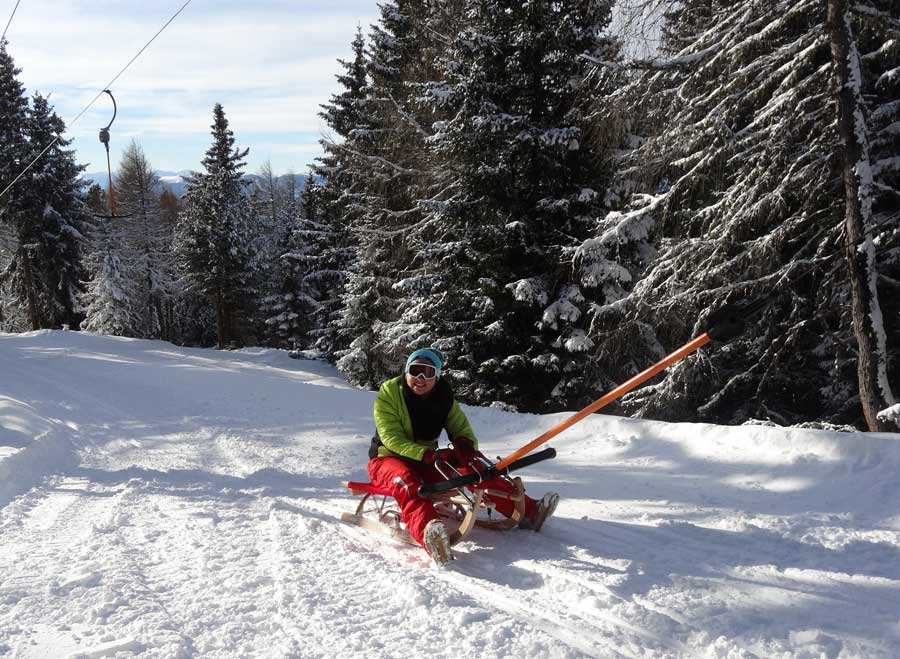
[340,473,526,547]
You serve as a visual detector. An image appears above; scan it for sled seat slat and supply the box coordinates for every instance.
[343,481,391,497]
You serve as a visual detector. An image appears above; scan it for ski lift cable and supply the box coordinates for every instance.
[0,0,193,202]
[1,0,22,42]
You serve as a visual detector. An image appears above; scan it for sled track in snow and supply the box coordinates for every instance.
[0,478,99,605]
[0,477,193,658]
[434,542,698,659]
[329,503,715,659]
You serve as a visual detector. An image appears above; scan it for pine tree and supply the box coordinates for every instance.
[0,40,27,209]
[320,26,370,141]
[175,104,254,348]
[295,179,348,352]
[577,0,899,427]
[264,215,319,351]
[0,41,32,328]
[309,27,370,360]
[3,92,87,330]
[254,162,307,348]
[0,203,15,330]
[414,0,614,411]
[80,221,136,336]
[334,2,455,385]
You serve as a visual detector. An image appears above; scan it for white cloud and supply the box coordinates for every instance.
[4,0,379,173]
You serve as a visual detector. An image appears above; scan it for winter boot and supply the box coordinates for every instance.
[423,519,454,567]
[520,492,559,532]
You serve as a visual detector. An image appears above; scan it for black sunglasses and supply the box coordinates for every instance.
[408,363,438,380]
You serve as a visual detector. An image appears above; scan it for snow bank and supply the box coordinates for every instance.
[878,402,900,425]
[0,395,51,451]
[0,429,77,508]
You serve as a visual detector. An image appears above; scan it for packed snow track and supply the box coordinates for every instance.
[1,331,899,658]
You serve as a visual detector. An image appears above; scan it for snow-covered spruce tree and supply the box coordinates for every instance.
[315,26,371,365]
[79,220,137,336]
[0,216,17,330]
[260,233,312,350]
[4,92,87,331]
[251,161,296,346]
[332,4,438,386]
[175,104,254,349]
[0,40,30,328]
[81,210,138,337]
[578,0,899,427]
[413,0,614,411]
[308,28,368,356]
[114,140,177,340]
[291,179,350,353]
[253,165,318,350]
[0,40,27,203]
[263,209,322,352]
[319,26,370,147]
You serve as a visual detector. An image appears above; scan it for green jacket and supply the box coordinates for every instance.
[373,376,477,461]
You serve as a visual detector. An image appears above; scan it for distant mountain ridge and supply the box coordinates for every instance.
[81,170,310,198]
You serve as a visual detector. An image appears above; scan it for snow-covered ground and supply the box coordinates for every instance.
[1,331,899,659]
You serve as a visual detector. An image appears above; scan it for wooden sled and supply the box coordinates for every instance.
[340,474,526,547]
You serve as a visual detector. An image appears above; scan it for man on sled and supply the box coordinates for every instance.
[366,347,559,566]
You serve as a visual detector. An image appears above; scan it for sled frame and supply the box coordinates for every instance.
[340,475,525,547]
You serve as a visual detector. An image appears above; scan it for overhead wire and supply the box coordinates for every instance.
[1,0,22,43]
[0,0,193,202]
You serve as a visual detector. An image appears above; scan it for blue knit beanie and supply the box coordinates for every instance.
[405,348,445,375]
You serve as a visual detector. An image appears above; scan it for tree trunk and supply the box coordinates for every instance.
[21,249,41,331]
[154,297,165,342]
[167,301,175,343]
[215,288,226,349]
[827,0,897,431]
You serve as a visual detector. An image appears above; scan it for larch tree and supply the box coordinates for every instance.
[159,187,181,228]
[115,139,177,340]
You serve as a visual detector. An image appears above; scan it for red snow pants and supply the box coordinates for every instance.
[367,455,538,548]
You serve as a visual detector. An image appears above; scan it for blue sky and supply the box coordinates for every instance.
[3,0,380,177]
